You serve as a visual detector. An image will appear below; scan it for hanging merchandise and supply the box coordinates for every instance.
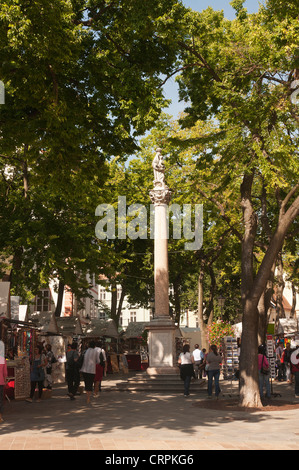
[3,321,37,400]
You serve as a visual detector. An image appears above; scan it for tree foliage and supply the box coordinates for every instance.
[0,0,185,302]
[169,0,299,406]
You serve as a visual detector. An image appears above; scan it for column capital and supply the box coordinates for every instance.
[149,187,172,206]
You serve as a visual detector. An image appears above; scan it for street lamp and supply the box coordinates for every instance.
[218,295,225,320]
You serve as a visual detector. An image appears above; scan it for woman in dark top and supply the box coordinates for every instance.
[206,344,222,399]
[178,344,195,397]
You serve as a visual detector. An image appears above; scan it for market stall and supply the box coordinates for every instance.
[122,322,149,371]
[82,318,119,373]
[26,311,65,384]
[56,316,84,347]
[0,317,38,400]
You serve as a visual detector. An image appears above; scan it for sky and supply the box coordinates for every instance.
[164,0,264,118]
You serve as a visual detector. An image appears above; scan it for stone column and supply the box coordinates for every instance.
[147,149,177,375]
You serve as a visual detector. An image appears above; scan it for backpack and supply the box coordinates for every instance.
[99,350,105,367]
[77,351,85,369]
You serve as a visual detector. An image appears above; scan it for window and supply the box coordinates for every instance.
[99,288,106,301]
[130,311,137,323]
[36,289,51,312]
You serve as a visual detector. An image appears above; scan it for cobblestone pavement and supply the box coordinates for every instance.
[0,376,298,451]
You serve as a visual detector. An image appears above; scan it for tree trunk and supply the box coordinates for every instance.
[275,252,285,320]
[290,283,297,318]
[110,281,117,325]
[54,281,65,317]
[258,264,275,344]
[239,184,299,407]
[116,286,126,327]
[197,268,209,349]
[239,172,262,407]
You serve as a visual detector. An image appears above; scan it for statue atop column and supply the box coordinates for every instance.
[152,148,166,188]
[150,148,171,205]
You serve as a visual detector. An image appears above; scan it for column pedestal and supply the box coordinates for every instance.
[147,316,178,375]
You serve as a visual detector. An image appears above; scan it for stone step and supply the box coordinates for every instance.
[110,373,207,392]
[115,383,206,393]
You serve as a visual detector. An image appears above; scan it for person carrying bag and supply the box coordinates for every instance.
[258,345,271,399]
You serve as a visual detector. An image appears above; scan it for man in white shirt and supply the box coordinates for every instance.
[192,344,203,379]
[80,341,99,404]
[94,341,107,397]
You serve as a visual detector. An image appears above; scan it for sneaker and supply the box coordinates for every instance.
[26,398,33,403]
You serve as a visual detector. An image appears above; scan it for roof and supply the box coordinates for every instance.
[26,311,59,335]
[56,316,84,336]
[233,319,298,337]
[82,318,119,338]
[124,322,150,338]
[277,319,298,336]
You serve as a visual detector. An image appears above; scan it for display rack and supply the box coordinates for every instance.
[221,336,239,380]
[266,334,281,397]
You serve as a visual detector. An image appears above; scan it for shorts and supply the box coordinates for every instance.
[82,373,95,392]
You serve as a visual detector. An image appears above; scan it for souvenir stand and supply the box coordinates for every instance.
[56,316,84,350]
[221,336,239,394]
[81,318,119,373]
[0,316,38,400]
[123,322,149,371]
[26,311,65,384]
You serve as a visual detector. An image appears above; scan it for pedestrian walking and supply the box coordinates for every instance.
[178,344,195,397]
[44,344,56,390]
[275,341,285,381]
[192,344,202,379]
[80,341,99,404]
[26,345,47,402]
[202,348,207,378]
[206,344,222,399]
[258,345,271,399]
[94,341,106,397]
[282,342,292,383]
[0,340,7,423]
[290,347,299,398]
[66,342,80,400]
